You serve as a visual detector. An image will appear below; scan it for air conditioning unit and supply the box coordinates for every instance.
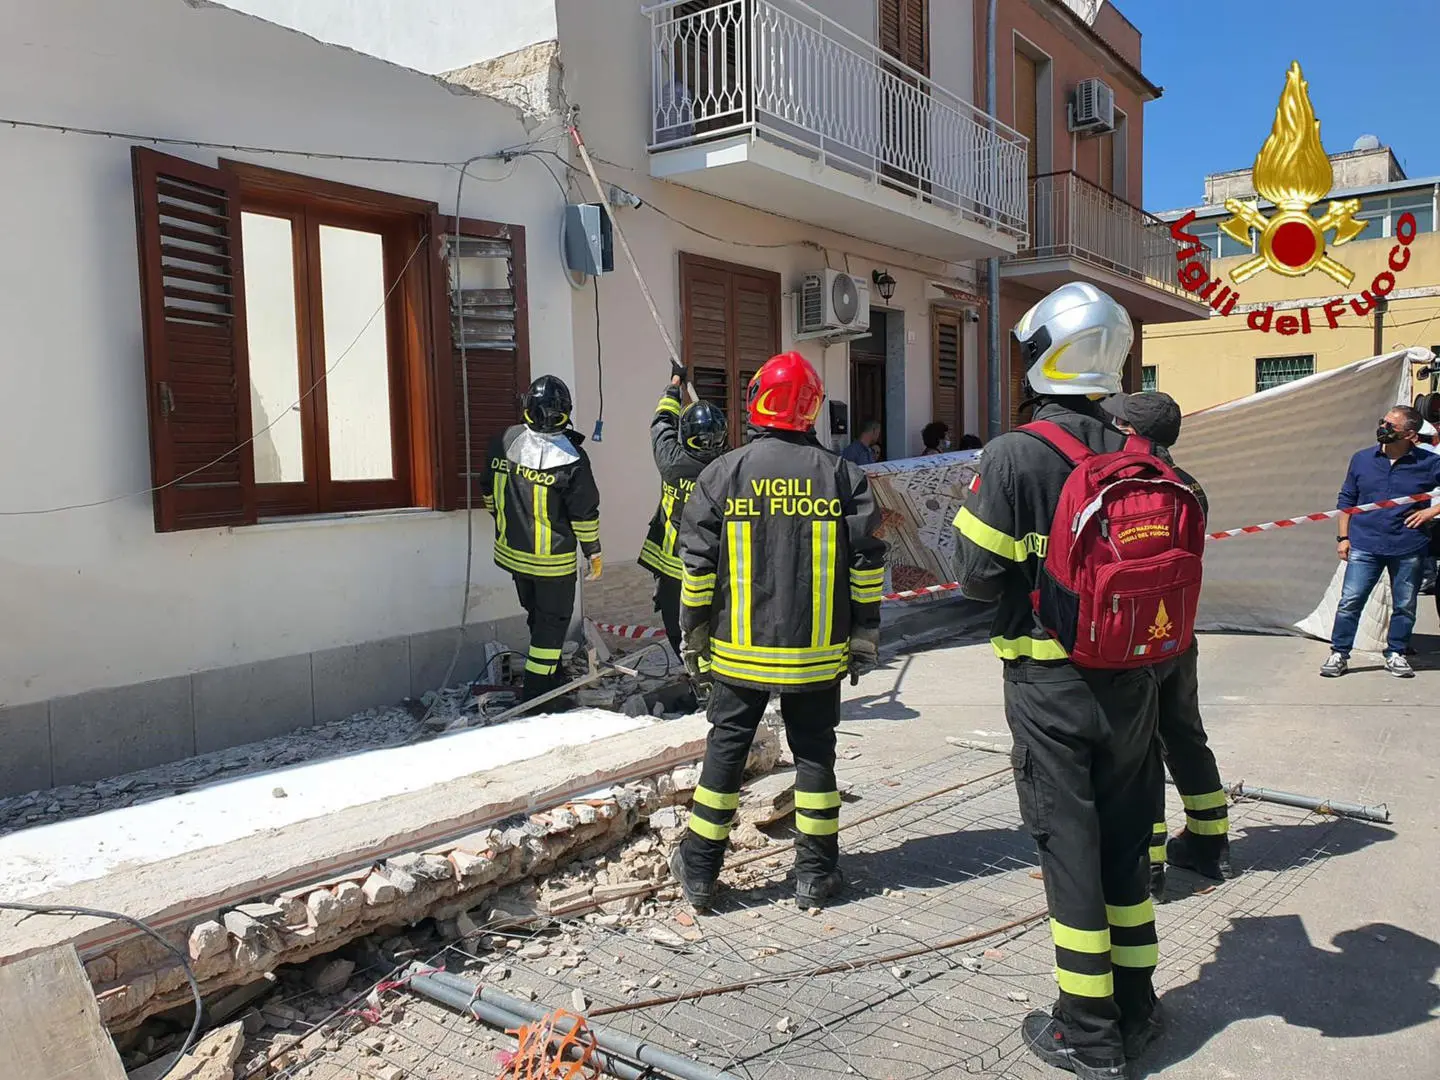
[798,269,870,336]
[1068,78,1115,133]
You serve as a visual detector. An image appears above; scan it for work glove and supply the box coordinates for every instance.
[848,626,880,683]
[682,622,712,683]
[584,554,603,581]
[670,359,688,382]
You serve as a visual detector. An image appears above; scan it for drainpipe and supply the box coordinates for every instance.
[985,0,1003,440]
[1374,296,1387,357]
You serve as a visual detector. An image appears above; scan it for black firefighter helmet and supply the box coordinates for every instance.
[522,375,572,434]
[680,400,728,458]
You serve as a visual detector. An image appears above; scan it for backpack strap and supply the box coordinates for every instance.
[1019,420,1094,466]
[1123,434,1157,456]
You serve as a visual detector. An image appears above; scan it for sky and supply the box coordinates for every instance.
[1131,0,1440,212]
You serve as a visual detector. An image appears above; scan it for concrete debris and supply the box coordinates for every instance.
[518,943,549,960]
[260,1001,305,1030]
[622,694,650,718]
[729,822,770,850]
[126,1021,244,1080]
[1007,991,1031,1003]
[206,976,276,1026]
[570,987,589,1012]
[736,769,798,826]
[188,921,228,962]
[644,926,686,949]
[307,957,356,996]
[776,1016,793,1034]
[960,957,982,973]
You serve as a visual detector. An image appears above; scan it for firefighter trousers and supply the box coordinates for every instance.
[1152,643,1227,864]
[679,679,841,885]
[652,573,683,662]
[513,573,576,701]
[1004,659,1160,1059]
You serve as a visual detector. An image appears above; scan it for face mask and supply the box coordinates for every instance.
[941,438,952,450]
[1377,422,1403,444]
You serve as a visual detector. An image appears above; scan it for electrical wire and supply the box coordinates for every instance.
[0,234,429,517]
[593,276,605,435]
[0,901,202,1080]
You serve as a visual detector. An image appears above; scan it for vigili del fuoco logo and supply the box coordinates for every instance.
[1168,62,1418,335]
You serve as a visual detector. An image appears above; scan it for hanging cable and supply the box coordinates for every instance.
[592,276,605,442]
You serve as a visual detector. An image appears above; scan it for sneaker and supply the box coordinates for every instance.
[668,846,717,913]
[1319,652,1348,678]
[1385,653,1415,678]
[1122,1002,1165,1061]
[1020,1010,1126,1079]
[795,869,845,910]
[1148,862,1167,902]
[1166,832,1230,883]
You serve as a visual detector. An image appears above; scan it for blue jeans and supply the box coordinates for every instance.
[1329,550,1425,657]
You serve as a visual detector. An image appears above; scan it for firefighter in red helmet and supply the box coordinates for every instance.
[669,352,888,911]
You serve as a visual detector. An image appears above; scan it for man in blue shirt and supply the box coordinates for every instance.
[841,420,881,466]
[1322,405,1440,678]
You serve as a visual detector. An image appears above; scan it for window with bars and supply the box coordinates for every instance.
[1141,364,1157,393]
[1255,354,1314,393]
[132,148,528,531]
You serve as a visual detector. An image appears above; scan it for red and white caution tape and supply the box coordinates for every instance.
[882,582,963,602]
[592,621,668,639]
[1204,490,1438,540]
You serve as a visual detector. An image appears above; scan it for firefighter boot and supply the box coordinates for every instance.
[795,869,845,910]
[1122,1001,1165,1062]
[1021,1011,1127,1079]
[1166,832,1231,883]
[1148,862,1166,902]
[668,846,717,913]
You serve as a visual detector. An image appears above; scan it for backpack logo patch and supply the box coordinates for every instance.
[1148,599,1174,641]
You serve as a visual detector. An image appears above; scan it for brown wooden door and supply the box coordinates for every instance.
[1009,335,1031,430]
[1013,50,1038,178]
[850,349,887,456]
[1098,133,1115,192]
[930,309,963,439]
[680,253,781,445]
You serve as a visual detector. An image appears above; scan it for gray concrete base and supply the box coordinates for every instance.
[0,615,529,798]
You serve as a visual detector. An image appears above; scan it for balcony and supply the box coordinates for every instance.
[645,0,1028,262]
[1003,172,1211,322]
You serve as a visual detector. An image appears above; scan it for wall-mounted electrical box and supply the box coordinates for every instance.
[563,203,614,276]
[829,400,849,438]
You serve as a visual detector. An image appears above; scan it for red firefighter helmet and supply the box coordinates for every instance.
[746,351,824,432]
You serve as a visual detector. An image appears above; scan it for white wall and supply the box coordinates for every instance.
[0,0,576,707]
[214,0,555,73]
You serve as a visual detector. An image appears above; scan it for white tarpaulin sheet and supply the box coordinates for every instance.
[1173,347,1431,652]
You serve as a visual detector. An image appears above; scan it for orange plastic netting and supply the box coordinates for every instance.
[499,1010,601,1079]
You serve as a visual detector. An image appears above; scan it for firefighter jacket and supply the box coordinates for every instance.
[638,386,709,581]
[954,399,1134,662]
[677,429,888,692]
[481,425,601,579]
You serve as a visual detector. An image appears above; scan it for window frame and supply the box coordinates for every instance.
[1141,364,1157,393]
[1255,354,1315,394]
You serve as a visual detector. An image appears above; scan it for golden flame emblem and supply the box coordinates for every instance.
[1147,598,1174,642]
[1221,62,1367,287]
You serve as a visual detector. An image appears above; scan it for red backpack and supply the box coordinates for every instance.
[1021,420,1206,670]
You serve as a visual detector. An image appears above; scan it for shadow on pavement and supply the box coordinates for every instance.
[1136,914,1440,1076]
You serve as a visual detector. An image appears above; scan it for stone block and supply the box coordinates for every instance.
[408,625,499,698]
[305,890,340,927]
[84,954,117,985]
[333,881,364,923]
[310,637,410,724]
[361,871,398,906]
[188,921,229,962]
[0,702,51,797]
[192,653,314,754]
[50,675,194,786]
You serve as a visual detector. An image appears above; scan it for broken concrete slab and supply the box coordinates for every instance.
[0,945,127,1079]
[737,768,797,826]
[126,1021,243,1080]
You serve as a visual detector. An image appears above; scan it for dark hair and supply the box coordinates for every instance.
[957,434,983,450]
[1389,404,1423,432]
[860,419,882,436]
[921,421,949,449]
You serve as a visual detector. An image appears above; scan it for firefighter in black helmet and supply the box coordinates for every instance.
[639,374,729,671]
[481,375,602,706]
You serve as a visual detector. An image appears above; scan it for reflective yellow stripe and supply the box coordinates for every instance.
[850,567,885,586]
[1186,815,1229,835]
[795,814,839,836]
[1054,968,1113,998]
[573,520,600,544]
[661,487,679,558]
[1181,790,1229,812]
[533,485,551,555]
[710,656,847,685]
[640,540,684,578]
[1105,900,1155,928]
[656,395,681,416]
[481,495,494,512]
[524,660,557,675]
[954,507,1049,561]
[1111,943,1159,968]
[727,521,752,646]
[1149,845,1167,863]
[683,568,715,608]
[688,816,731,842]
[496,543,575,576]
[529,646,562,660]
[989,635,1068,660]
[794,790,841,810]
[1050,921,1110,955]
[811,520,836,649]
[1153,822,1168,836]
[692,785,739,811]
[493,473,508,548]
[850,584,884,604]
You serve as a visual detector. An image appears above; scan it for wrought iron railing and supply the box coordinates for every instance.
[1016,171,1209,300]
[645,0,1029,241]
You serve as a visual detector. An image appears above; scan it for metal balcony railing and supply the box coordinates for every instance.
[1015,171,1210,299]
[645,0,1029,241]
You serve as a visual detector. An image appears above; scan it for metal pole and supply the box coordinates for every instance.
[421,971,742,1080]
[985,0,1003,442]
[1227,782,1391,824]
[405,969,648,1080]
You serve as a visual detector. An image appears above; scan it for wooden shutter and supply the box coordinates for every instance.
[1009,337,1029,430]
[1098,134,1115,193]
[931,309,963,436]
[132,147,256,532]
[879,0,928,74]
[680,254,780,445]
[432,216,530,511]
[1014,50,1039,179]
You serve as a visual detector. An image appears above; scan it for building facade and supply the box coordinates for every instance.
[978,0,1209,430]
[1146,143,1440,411]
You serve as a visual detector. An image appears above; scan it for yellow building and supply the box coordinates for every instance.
[1144,142,1440,411]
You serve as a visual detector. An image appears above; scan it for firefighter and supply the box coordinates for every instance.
[481,374,602,706]
[639,373,729,669]
[669,351,887,912]
[1099,391,1229,899]
[954,283,1162,1077]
